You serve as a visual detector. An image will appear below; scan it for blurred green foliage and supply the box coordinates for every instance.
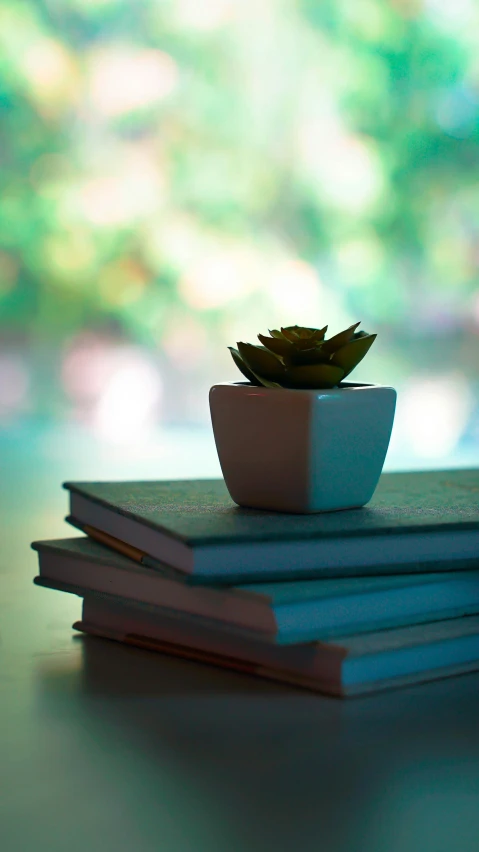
[0,0,479,424]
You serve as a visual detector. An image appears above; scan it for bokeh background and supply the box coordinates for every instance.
[1,0,479,476]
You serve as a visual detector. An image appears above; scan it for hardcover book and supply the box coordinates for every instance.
[33,536,479,644]
[75,596,479,697]
[64,470,479,581]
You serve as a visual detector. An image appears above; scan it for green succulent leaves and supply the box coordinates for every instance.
[230,323,376,389]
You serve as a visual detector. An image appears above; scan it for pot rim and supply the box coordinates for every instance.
[211,381,395,393]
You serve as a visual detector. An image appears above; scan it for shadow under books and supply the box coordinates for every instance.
[34,629,479,750]
[33,632,479,852]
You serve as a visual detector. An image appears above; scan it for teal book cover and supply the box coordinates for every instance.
[64,469,479,545]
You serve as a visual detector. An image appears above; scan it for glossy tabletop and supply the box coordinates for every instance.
[2,426,479,852]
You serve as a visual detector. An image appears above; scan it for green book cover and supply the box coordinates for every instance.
[64,469,479,546]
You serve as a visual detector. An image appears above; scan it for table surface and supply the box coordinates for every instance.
[2,426,479,852]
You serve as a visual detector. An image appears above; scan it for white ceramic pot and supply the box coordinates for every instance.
[210,381,396,513]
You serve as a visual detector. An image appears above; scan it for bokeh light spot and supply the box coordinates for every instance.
[179,247,258,310]
[396,374,472,459]
[88,48,178,117]
[0,355,30,419]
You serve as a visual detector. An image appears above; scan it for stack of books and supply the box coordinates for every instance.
[32,470,479,697]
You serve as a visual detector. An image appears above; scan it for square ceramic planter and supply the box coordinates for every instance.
[210,382,396,513]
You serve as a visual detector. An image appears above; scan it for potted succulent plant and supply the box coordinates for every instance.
[209,323,396,513]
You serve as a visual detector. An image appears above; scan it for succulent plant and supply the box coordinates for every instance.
[229,323,376,389]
